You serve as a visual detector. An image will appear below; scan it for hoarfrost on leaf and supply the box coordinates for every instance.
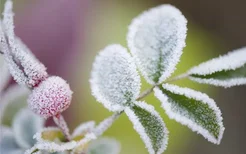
[1,0,48,87]
[188,47,246,87]
[87,137,121,154]
[33,127,77,152]
[154,84,224,144]
[33,127,65,143]
[125,101,168,154]
[72,121,95,138]
[13,108,44,149]
[127,4,187,85]
[90,44,141,112]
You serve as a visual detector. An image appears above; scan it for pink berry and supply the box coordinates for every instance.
[28,76,73,118]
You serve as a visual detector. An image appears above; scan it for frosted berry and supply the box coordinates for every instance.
[28,76,73,118]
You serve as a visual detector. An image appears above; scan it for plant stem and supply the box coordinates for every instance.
[136,73,188,101]
[93,111,122,136]
[53,114,71,141]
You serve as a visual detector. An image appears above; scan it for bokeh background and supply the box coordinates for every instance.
[0,0,245,154]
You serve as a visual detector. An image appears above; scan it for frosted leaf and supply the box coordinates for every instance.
[0,20,28,86]
[34,127,65,143]
[35,141,77,152]
[90,44,141,112]
[2,0,48,87]
[72,121,95,138]
[127,5,187,84]
[0,85,30,125]
[125,101,168,154]
[34,127,77,152]
[188,47,246,88]
[13,38,48,87]
[13,108,44,149]
[87,138,121,154]
[0,126,24,154]
[154,84,224,144]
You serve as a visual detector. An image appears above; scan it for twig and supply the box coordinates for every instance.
[53,114,71,141]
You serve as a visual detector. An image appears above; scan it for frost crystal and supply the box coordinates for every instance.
[35,141,77,152]
[125,101,168,154]
[72,121,95,138]
[1,0,48,87]
[127,4,187,84]
[154,84,224,144]
[28,76,73,118]
[90,44,141,112]
[188,47,246,87]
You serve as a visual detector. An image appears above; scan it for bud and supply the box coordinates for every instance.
[28,76,72,118]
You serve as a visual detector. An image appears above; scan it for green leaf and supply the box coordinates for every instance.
[188,47,246,87]
[87,138,121,154]
[154,84,224,144]
[125,101,168,154]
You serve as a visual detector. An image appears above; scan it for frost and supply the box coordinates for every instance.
[90,44,141,112]
[35,141,77,152]
[53,115,71,140]
[154,84,224,144]
[127,4,187,85]
[125,101,168,154]
[13,108,44,149]
[93,112,121,137]
[0,19,28,86]
[188,47,246,87]
[87,138,121,154]
[0,85,30,125]
[1,0,48,87]
[28,76,73,118]
[72,121,95,138]
[33,127,77,152]
[33,127,62,142]
[0,56,11,94]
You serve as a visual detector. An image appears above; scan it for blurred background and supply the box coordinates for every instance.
[0,0,245,154]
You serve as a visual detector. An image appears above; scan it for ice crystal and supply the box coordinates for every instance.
[127,4,187,85]
[72,121,95,138]
[28,76,73,118]
[1,0,48,87]
[90,44,141,112]
[154,84,224,144]
[188,47,246,87]
[125,101,168,154]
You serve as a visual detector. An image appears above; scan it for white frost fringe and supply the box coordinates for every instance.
[127,4,187,84]
[125,101,168,154]
[188,47,246,87]
[154,84,224,144]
